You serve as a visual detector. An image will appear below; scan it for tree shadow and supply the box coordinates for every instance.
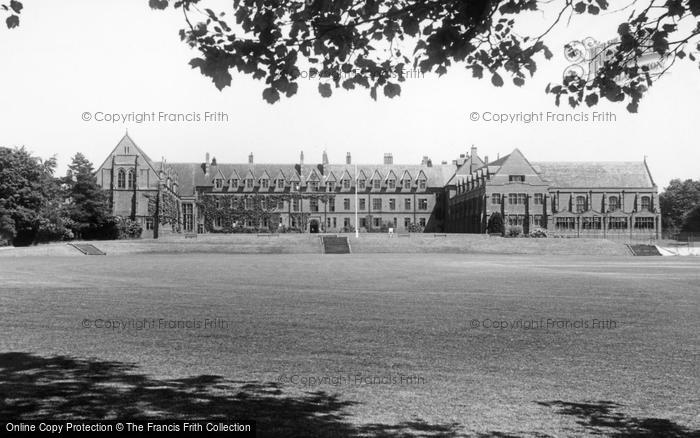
[0,352,465,437]
[537,400,700,438]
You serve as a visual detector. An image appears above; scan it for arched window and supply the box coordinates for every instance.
[576,196,586,213]
[127,169,135,189]
[608,196,620,212]
[117,169,126,188]
[641,196,651,211]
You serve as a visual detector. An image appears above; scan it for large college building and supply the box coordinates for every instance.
[96,133,661,239]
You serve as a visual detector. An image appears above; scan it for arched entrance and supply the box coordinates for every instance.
[309,219,320,233]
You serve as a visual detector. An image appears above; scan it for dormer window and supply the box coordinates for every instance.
[343,179,351,189]
[418,179,426,190]
[230,179,239,188]
[387,179,395,189]
[261,179,269,189]
[372,179,381,189]
[326,181,335,191]
[358,179,366,190]
[277,179,284,189]
[641,196,651,211]
[309,181,319,191]
[403,179,411,189]
[509,175,525,183]
[215,178,223,189]
[608,196,620,212]
[246,179,254,189]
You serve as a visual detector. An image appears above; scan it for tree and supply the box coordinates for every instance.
[146,0,700,112]
[682,204,700,232]
[487,212,505,235]
[1,0,21,29]
[659,178,700,232]
[0,147,67,246]
[63,153,115,240]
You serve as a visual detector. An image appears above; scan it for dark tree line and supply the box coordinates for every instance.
[0,147,140,246]
[660,178,700,233]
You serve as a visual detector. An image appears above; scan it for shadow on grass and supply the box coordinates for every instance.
[537,400,700,438]
[0,352,464,437]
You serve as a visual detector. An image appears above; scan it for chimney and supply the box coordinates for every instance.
[421,156,430,166]
[248,153,254,164]
[204,152,210,175]
[484,155,489,164]
[322,150,329,175]
[471,145,478,159]
[300,150,304,165]
[211,157,217,166]
[383,153,393,165]
[346,152,351,165]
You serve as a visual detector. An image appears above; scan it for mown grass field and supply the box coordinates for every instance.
[1,253,698,437]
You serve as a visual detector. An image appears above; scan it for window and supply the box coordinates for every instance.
[491,194,501,205]
[230,179,239,188]
[214,198,220,209]
[533,215,543,228]
[329,198,335,212]
[405,198,411,210]
[534,193,544,205]
[389,199,396,210]
[555,217,576,230]
[508,194,518,205]
[419,218,426,227]
[214,217,223,228]
[277,199,284,210]
[518,194,526,205]
[403,179,411,189]
[332,217,337,228]
[373,217,381,227]
[507,215,525,226]
[359,199,366,210]
[360,217,367,228]
[292,198,300,212]
[309,181,319,191]
[277,179,284,189]
[372,179,381,189]
[373,198,382,210]
[358,179,366,189]
[582,217,602,230]
[418,179,426,190]
[388,179,396,189]
[344,218,350,228]
[418,199,428,210]
[343,179,351,189]
[291,183,299,192]
[145,217,154,230]
[641,196,651,211]
[343,198,350,210]
[127,170,135,189]
[609,217,627,230]
[117,169,126,188]
[215,178,223,189]
[634,217,654,229]
[246,179,254,188]
[509,175,525,183]
[393,217,398,227]
[183,204,193,232]
[245,198,252,209]
[310,198,319,212]
[404,218,411,228]
[608,196,620,212]
[576,196,586,213]
[291,217,297,228]
[327,217,332,228]
[261,179,269,189]
[326,181,335,191]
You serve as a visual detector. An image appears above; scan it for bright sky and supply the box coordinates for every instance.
[1,0,698,188]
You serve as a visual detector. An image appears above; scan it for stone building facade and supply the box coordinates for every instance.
[96,134,661,239]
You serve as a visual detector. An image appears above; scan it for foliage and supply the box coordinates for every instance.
[407,223,424,233]
[528,227,548,238]
[0,147,69,246]
[341,224,355,233]
[681,204,700,232]
[114,217,143,239]
[506,225,523,237]
[148,0,700,112]
[63,153,115,240]
[487,212,505,235]
[1,0,22,29]
[659,178,700,232]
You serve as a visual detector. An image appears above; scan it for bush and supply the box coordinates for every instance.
[506,225,523,237]
[487,212,505,235]
[341,225,355,233]
[114,217,143,239]
[528,228,548,238]
[407,223,424,233]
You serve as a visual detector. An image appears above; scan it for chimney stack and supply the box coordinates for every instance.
[300,150,304,165]
[471,145,478,158]
[484,155,489,164]
[248,153,254,164]
[204,152,210,175]
[421,156,431,166]
[383,153,393,165]
[205,152,210,165]
[322,150,329,165]
[346,152,351,165]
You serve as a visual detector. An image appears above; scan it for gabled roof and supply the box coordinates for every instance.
[416,170,427,180]
[340,169,353,181]
[384,170,397,181]
[400,170,412,181]
[274,169,286,180]
[228,169,241,180]
[533,161,655,188]
[325,171,338,182]
[258,169,271,180]
[370,169,383,181]
[306,168,321,181]
[356,169,368,180]
[96,133,158,175]
[243,169,256,179]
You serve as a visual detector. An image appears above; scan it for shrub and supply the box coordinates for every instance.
[506,225,523,237]
[341,225,355,233]
[407,223,424,233]
[487,212,505,235]
[114,217,143,239]
[528,228,548,238]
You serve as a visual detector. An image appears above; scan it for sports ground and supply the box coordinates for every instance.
[0,251,698,437]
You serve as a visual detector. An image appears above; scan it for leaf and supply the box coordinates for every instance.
[584,93,599,107]
[9,0,22,13]
[262,87,280,104]
[491,72,504,87]
[5,14,19,29]
[513,77,525,87]
[318,83,332,98]
[148,0,169,10]
[383,82,401,98]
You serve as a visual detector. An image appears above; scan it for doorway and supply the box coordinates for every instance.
[309,219,320,233]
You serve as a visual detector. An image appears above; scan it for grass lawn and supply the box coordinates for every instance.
[0,254,698,437]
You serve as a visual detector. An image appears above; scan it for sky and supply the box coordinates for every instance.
[0,0,698,188]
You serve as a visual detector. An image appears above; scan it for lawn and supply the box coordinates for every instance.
[0,254,698,437]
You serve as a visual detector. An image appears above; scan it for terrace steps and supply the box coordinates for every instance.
[68,243,106,255]
[626,244,661,256]
[322,236,351,254]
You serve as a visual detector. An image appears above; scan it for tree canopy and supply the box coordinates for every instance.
[659,178,700,232]
[146,0,700,111]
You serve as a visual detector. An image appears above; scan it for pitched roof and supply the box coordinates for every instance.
[533,162,655,188]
